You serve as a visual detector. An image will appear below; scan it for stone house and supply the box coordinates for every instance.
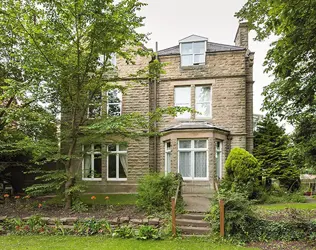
[83,22,254,195]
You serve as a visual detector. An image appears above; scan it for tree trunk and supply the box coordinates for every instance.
[65,176,74,210]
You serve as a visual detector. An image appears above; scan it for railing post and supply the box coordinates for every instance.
[171,196,176,236]
[219,199,225,237]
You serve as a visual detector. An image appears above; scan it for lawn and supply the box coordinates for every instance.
[0,236,258,250]
[257,202,316,211]
[46,194,138,206]
[80,194,137,205]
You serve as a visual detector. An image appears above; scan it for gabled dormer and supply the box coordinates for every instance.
[179,35,208,66]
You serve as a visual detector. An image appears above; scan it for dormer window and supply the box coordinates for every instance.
[181,42,206,66]
[179,35,208,67]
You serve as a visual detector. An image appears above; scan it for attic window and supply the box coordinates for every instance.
[180,42,206,66]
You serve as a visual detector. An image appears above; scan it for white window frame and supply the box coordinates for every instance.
[195,86,212,118]
[178,139,209,181]
[98,53,116,67]
[215,141,223,179]
[174,86,191,119]
[180,41,206,66]
[82,144,102,181]
[165,141,171,175]
[87,91,102,119]
[107,144,127,181]
[107,89,122,116]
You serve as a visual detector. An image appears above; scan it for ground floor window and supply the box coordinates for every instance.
[215,141,223,179]
[178,139,208,180]
[82,144,102,180]
[165,141,171,174]
[108,144,127,180]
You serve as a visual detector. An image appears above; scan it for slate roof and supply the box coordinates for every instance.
[161,122,230,133]
[158,41,245,56]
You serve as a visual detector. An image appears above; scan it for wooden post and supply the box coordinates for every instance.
[219,199,225,237]
[171,196,176,236]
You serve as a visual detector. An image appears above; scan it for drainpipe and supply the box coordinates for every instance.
[153,42,158,172]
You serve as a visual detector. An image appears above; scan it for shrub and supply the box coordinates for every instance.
[206,190,316,242]
[259,190,306,204]
[222,147,260,198]
[73,219,111,236]
[136,225,162,240]
[136,173,184,214]
[112,225,134,238]
[206,190,257,238]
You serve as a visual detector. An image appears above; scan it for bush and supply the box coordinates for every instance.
[259,190,306,204]
[136,173,184,214]
[136,225,162,240]
[222,147,261,198]
[206,190,315,242]
[206,190,257,238]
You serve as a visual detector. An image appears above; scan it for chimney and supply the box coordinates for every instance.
[234,21,249,49]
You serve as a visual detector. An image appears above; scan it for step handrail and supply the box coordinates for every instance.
[171,179,181,236]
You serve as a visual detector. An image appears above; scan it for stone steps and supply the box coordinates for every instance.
[176,213,210,236]
[176,218,209,227]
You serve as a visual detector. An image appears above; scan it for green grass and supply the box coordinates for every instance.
[45,194,137,206]
[0,236,258,250]
[80,194,137,205]
[257,202,316,211]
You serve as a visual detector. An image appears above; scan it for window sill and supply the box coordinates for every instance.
[180,65,206,70]
[183,177,209,181]
[82,178,102,181]
[107,178,127,182]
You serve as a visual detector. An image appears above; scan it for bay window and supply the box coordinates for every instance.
[165,141,171,174]
[178,139,208,180]
[215,141,223,179]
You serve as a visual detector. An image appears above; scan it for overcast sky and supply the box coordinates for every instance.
[139,0,275,115]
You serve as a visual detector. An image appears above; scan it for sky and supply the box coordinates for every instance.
[139,0,275,116]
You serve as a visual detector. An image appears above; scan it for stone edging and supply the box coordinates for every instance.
[0,216,162,227]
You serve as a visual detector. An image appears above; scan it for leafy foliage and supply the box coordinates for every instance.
[221,147,260,198]
[236,0,316,123]
[207,190,256,239]
[136,173,184,214]
[254,116,300,190]
[136,225,162,240]
[290,114,316,173]
[207,190,316,242]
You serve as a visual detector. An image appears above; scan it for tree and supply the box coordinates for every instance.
[290,114,316,173]
[253,117,300,190]
[1,0,189,209]
[0,0,150,209]
[236,0,316,123]
[222,147,260,198]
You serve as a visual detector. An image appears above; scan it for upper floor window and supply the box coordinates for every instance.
[98,53,116,67]
[195,86,211,118]
[107,89,122,116]
[180,42,206,66]
[174,85,211,119]
[174,86,191,119]
[88,91,102,119]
